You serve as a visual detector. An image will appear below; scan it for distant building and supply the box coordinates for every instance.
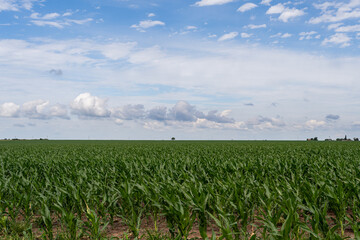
[336,135,352,141]
[307,137,318,141]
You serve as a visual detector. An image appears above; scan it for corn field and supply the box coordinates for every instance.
[0,140,360,239]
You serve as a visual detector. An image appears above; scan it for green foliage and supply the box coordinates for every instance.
[0,140,360,239]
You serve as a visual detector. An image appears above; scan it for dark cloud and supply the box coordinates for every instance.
[148,106,167,121]
[49,69,63,76]
[169,101,202,122]
[246,116,285,129]
[205,110,234,123]
[117,104,145,120]
[326,114,340,121]
[13,123,25,127]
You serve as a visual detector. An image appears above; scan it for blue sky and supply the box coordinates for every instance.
[1,0,360,140]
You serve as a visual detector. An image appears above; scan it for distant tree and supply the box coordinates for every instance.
[354,137,359,141]
[171,137,175,141]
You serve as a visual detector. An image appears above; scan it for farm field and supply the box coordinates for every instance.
[0,140,360,239]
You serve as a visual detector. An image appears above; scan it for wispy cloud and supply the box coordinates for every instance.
[218,32,238,41]
[194,0,234,7]
[237,3,257,13]
[322,33,351,47]
[245,24,266,29]
[131,20,165,31]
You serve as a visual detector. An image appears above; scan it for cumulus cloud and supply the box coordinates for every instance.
[112,104,145,120]
[0,100,69,119]
[205,110,234,123]
[266,3,304,22]
[131,20,165,31]
[194,0,234,7]
[266,3,285,14]
[148,13,155,17]
[246,116,285,130]
[169,101,201,121]
[322,33,351,47]
[237,3,257,13]
[218,32,238,41]
[0,102,20,117]
[22,100,50,119]
[49,104,69,119]
[147,106,167,121]
[304,119,326,130]
[71,93,110,118]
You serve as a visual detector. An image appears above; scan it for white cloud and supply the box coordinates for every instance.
[49,104,69,119]
[30,12,61,20]
[194,0,234,7]
[246,24,266,29]
[260,0,271,6]
[0,0,40,12]
[299,31,317,40]
[328,23,343,30]
[322,33,351,47]
[304,120,326,130]
[22,100,50,119]
[266,3,304,22]
[100,42,136,60]
[31,18,93,29]
[246,116,285,130]
[241,32,252,38]
[0,102,20,117]
[218,32,238,41]
[128,46,164,64]
[237,3,258,13]
[67,18,93,25]
[335,24,360,32]
[2,38,360,138]
[266,3,285,14]
[278,8,305,22]
[71,93,111,118]
[186,25,197,30]
[31,20,65,29]
[148,13,155,17]
[310,0,360,24]
[281,33,292,38]
[63,12,72,17]
[131,20,165,31]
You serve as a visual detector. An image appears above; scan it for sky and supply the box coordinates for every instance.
[1,0,360,140]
